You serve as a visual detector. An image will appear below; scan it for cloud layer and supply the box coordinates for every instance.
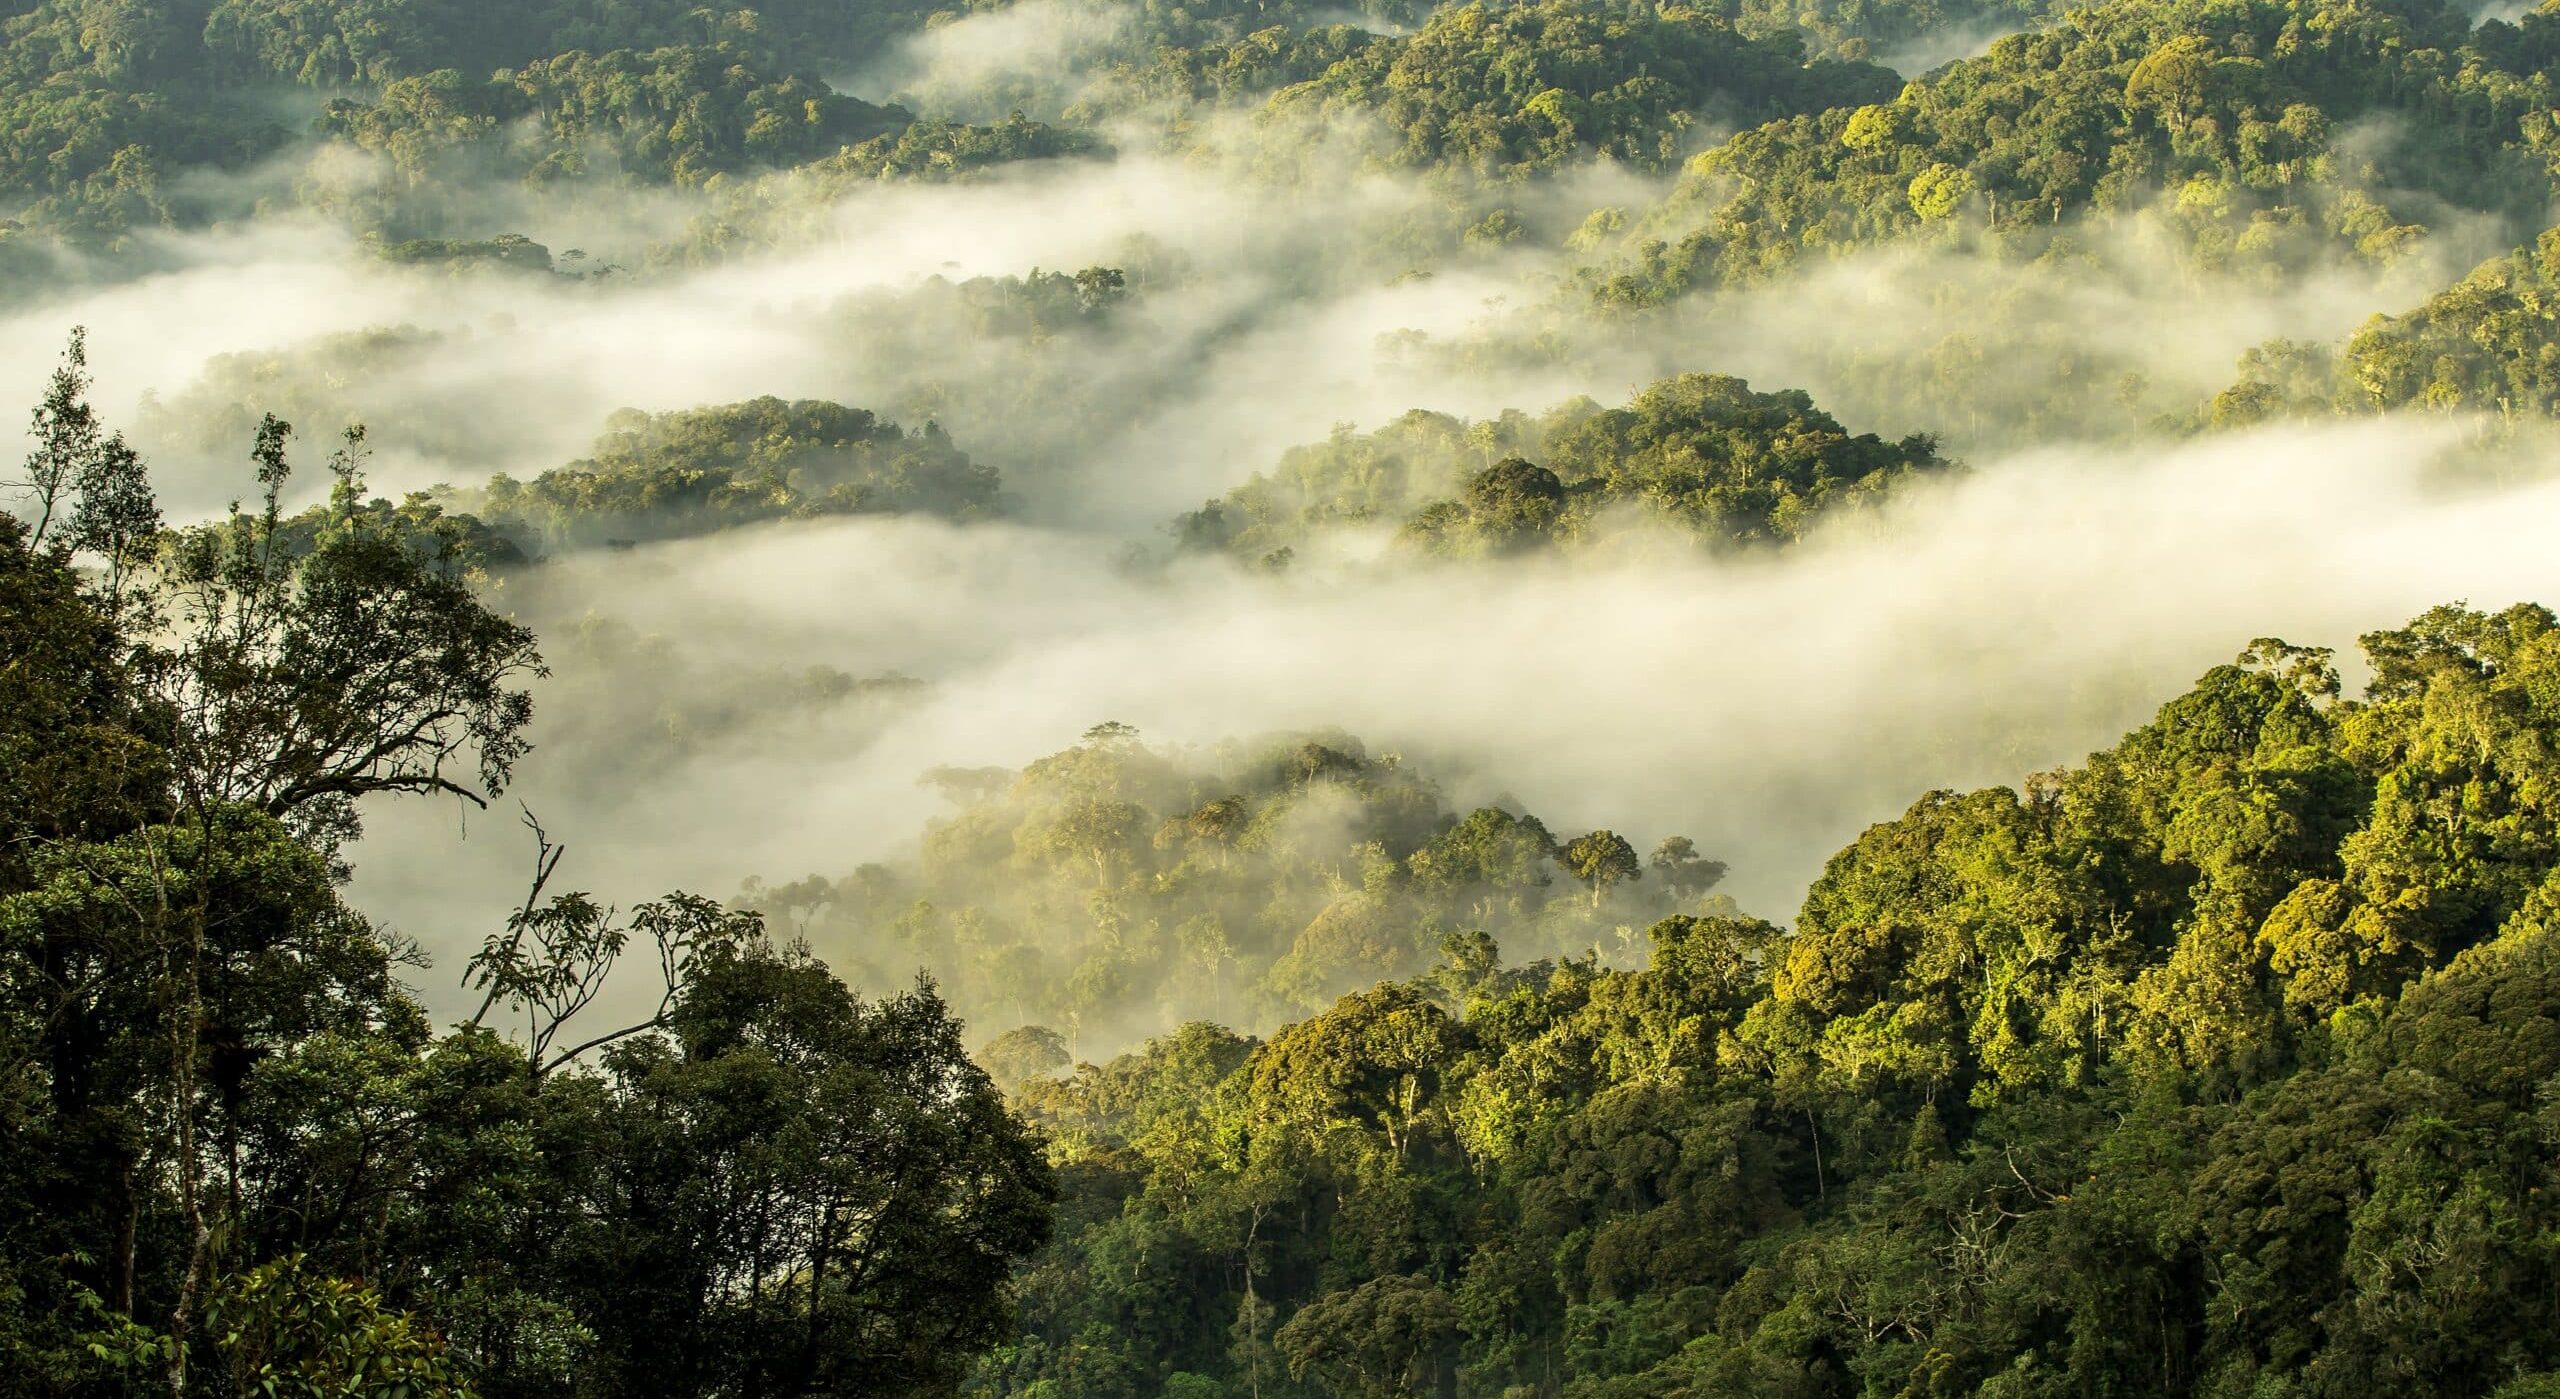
[347,414,2560,1024]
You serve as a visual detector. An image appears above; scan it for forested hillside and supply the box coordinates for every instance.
[1575,0,2560,302]
[10,0,2560,1392]
[0,359,1052,1396]
[983,609,2560,1397]
[750,723,1725,1044]
[1176,373,1943,563]
[0,0,1092,253]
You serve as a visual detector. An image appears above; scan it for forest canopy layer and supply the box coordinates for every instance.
[8,0,2560,1394]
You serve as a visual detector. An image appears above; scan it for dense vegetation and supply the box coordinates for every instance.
[0,0,1096,250]
[751,722,1727,1047]
[0,346,1053,1396]
[320,44,912,186]
[451,396,1004,551]
[17,0,2560,1389]
[1259,0,1899,177]
[1178,373,1943,562]
[22,316,2560,1395]
[2208,225,2560,424]
[136,368,1010,563]
[1576,0,2560,303]
[979,605,2560,1399]
[21,0,2560,300]
[0,0,2064,261]
[125,259,1140,504]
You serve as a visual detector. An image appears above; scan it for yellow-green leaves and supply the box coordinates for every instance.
[1906,160,1974,220]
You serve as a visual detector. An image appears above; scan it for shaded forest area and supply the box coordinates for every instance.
[11,0,2560,1394]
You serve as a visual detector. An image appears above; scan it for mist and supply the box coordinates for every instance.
[27,2,2560,1390]
[3,0,2554,1051]
[339,411,2560,1042]
[1,0,2505,540]
[844,0,1140,122]
[6,152,2493,535]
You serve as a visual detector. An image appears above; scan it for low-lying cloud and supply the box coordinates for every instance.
[0,32,2549,1047]
[350,413,2560,1032]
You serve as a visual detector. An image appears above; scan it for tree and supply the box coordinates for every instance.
[1184,796,1252,859]
[17,327,102,549]
[462,814,758,1085]
[158,417,543,851]
[981,1024,1073,1091]
[1228,371,1943,560]
[997,602,2560,1399]
[1274,1275,1462,1399]
[1038,797,1150,889]
[1906,161,1975,221]
[1457,456,1564,550]
[207,1256,475,1399]
[13,331,161,619]
[1561,829,1641,908]
[579,940,1056,1398]
[1251,983,1460,1165]
[2125,34,2220,123]
[1649,835,1726,901]
[0,508,164,870]
[1082,719,1141,749]
[1410,807,1554,894]
[0,349,1058,1399]
[463,395,1001,551]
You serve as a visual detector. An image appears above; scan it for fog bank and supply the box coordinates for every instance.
[350,413,2560,1027]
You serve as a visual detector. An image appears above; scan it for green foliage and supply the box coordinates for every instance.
[24,0,2560,1385]
[1560,829,1641,906]
[1067,18,1388,115]
[752,727,1723,1048]
[1275,1272,1462,1396]
[201,0,959,86]
[2205,219,2560,423]
[0,346,1053,1399]
[456,395,1002,551]
[1265,0,1899,177]
[0,0,1095,251]
[208,1256,474,1399]
[2337,224,2560,416]
[322,44,909,191]
[1182,372,1943,560]
[794,112,1107,188]
[158,418,545,852]
[982,602,2560,1399]
[1174,406,1536,560]
[983,1024,1076,1091]
[1580,0,2558,303]
[2207,334,2341,426]
[371,232,557,271]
